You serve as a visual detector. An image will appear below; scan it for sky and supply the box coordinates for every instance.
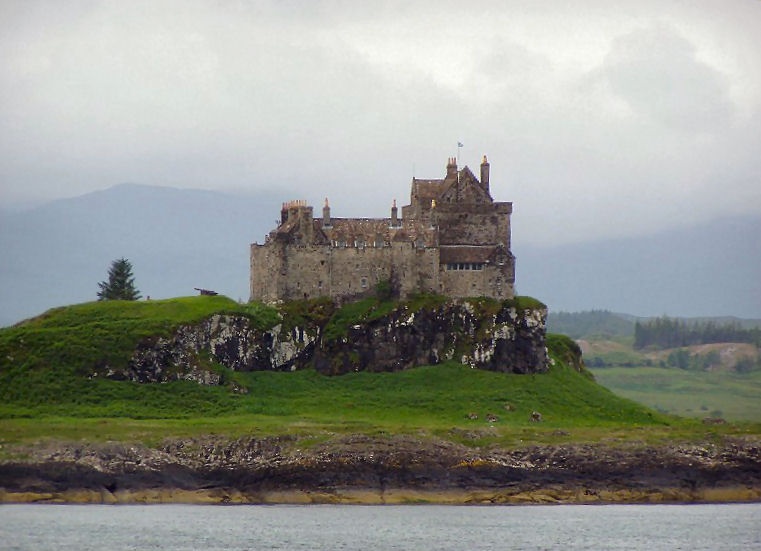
[1,0,760,246]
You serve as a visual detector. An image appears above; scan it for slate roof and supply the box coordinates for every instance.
[316,218,437,247]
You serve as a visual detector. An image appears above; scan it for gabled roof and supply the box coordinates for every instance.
[437,166,493,205]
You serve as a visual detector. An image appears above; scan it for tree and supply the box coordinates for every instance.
[97,258,141,301]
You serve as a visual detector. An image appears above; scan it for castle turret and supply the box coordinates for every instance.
[480,155,490,193]
[323,197,331,227]
[280,202,288,225]
[391,199,399,227]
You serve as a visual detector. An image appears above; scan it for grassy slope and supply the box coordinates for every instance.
[592,367,761,422]
[578,336,761,422]
[1,296,755,448]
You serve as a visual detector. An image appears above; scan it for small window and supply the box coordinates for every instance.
[360,277,368,289]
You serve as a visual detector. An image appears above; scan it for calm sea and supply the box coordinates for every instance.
[1,503,760,550]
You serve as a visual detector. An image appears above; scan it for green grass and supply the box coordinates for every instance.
[0,296,270,376]
[0,358,683,448]
[591,366,761,422]
[322,297,398,341]
[3,296,754,449]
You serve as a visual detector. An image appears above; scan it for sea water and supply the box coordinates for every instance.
[1,503,760,550]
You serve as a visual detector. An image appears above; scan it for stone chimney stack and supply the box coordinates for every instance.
[391,199,398,227]
[323,197,331,227]
[446,157,458,179]
[480,155,490,192]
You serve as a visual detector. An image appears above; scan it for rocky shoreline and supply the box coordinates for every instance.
[2,434,760,505]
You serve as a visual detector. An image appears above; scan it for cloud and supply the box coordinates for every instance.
[599,25,735,133]
[0,1,759,247]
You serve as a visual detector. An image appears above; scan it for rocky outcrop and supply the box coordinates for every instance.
[314,301,548,375]
[105,299,548,384]
[105,314,321,383]
[2,435,759,504]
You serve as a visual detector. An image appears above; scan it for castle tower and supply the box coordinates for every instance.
[280,202,288,225]
[323,197,332,227]
[480,155,490,193]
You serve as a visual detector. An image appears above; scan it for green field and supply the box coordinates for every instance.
[591,366,761,422]
[1,296,758,449]
[576,333,761,422]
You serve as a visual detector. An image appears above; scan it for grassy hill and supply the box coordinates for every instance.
[2,296,754,448]
[576,336,761,422]
[548,311,761,422]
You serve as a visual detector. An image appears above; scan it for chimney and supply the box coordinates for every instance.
[446,157,458,179]
[391,199,398,227]
[480,155,490,192]
[323,197,331,227]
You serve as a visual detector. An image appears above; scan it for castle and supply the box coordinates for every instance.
[250,156,515,303]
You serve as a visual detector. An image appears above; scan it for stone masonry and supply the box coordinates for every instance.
[250,156,515,303]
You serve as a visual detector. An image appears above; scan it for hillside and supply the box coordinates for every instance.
[573,331,761,422]
[0,295,655,429]
[2,297,760,505]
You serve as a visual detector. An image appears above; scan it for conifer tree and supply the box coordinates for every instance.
[97,258,141,301]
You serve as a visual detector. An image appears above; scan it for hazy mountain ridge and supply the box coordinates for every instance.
[515,214,761,319]
[1,185,759,326]
[0,184,283,326]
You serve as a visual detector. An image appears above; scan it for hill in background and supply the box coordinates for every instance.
[515,214,761,319]
[552,310,761,422]
[0,184,284,326]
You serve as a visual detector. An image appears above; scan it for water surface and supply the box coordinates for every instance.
[2,503,760,550]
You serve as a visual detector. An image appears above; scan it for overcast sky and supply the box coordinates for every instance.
[1,0,760,246]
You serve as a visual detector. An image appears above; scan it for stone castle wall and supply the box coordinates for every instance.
[251,240,445,303]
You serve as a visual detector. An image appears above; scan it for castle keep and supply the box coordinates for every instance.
[250,156,515,303]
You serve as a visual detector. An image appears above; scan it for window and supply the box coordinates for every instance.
[360,277,368,289]
[446,263,485,271]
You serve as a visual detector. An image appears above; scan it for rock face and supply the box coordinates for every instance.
[105,299,548,384]
[2,435,759,505]
[314,301,548,375]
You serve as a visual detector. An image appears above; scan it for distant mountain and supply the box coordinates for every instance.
[0,184,283,326]
[515,215,761,319]
[1,185,759,326]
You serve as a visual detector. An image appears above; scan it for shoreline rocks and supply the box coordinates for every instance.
[2,434,759,505]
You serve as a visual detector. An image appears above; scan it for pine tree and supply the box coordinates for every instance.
[97,258,141,301]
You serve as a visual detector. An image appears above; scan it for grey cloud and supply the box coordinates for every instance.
[600,25,735,133]
[0,1,759,249]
